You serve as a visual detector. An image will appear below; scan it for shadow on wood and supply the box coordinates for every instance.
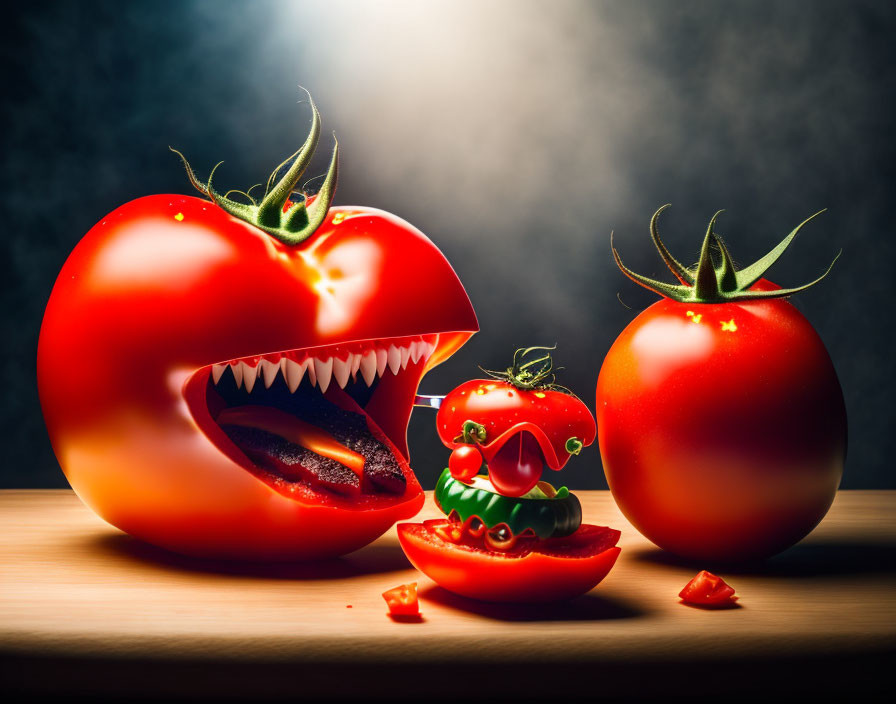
[419,584,645,622]
[631,538,896,577]
[86,532,414,580]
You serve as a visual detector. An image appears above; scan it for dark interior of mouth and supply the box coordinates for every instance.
[205,362,410,505]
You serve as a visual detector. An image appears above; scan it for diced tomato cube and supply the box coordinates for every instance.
[679,570,736,606]
[382,582,420,616]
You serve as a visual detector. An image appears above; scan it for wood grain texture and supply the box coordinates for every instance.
[1,490,894,700]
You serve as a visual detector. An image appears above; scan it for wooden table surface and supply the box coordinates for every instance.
[1,490,894,701]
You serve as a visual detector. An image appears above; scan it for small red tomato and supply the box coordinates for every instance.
[679,570,737,606]
[448,445,482,481]
[436,347,596,497]
[598,207,846,561]
[37,94,478,561]
[382,582,420,616]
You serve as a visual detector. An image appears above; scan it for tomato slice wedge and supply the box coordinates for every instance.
[679,570,737,606]
[397,520,621,603]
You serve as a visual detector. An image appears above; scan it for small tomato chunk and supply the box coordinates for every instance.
[382,582,420,616]
[679,570,736,606]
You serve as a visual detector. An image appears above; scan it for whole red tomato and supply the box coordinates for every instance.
[596,207,846,562]
[436,347,597,496]
[37,95,477,560]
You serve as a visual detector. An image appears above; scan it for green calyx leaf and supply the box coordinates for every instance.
[611,205,840,303]
[169,88,338,247]
[458,420,487,444]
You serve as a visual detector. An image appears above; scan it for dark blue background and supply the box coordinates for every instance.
[3,0,894,489]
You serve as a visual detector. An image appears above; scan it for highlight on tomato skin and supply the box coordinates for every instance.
[36,93,478,561]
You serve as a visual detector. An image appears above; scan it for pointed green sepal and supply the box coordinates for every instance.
[734,209,827,290]
[611,231,695,300]
[650,204,694,285]
[693,210,725,300]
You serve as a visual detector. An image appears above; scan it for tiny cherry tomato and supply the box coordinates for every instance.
[679,570,737,606]
[448,445,483,481]
[382,582,420,616]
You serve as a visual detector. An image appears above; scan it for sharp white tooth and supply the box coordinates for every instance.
[376,348,388,377]
[387,345,401,375]
[230,362,243,388]
[243,362,259,393]
[307,359,317,387]
[281,358,307,392]
[409,342,422,365]
[350,353,362,380]
[260,359,280,389]
[333,357,351,388]
[400,345,411,370]
[314,356,333,393]
[360,350,377,386]
[212,364,226,384]
[422,341,435,360]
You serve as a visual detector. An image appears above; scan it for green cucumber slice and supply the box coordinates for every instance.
[434,469,582,539]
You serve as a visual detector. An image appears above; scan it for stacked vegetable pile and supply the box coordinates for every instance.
[398,347,621,602]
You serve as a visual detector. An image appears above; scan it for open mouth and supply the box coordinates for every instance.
[186,334,438,508]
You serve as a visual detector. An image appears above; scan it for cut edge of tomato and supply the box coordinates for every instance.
[408,519,621,560]
[182,331,468,511]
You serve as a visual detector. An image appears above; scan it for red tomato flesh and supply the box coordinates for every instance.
[398,520,621,602]
[382,582,420,616]
[679,570,737,606]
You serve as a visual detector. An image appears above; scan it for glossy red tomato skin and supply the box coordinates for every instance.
[436,379,596,471]
[37,195,477,560]
[448,445,482,481]
[596,285,846,562]
[398,521,620,602]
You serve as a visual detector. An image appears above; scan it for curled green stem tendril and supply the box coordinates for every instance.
[566,437,584,455]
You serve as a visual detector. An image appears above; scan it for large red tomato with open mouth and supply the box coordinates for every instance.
[37,95,477,560]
